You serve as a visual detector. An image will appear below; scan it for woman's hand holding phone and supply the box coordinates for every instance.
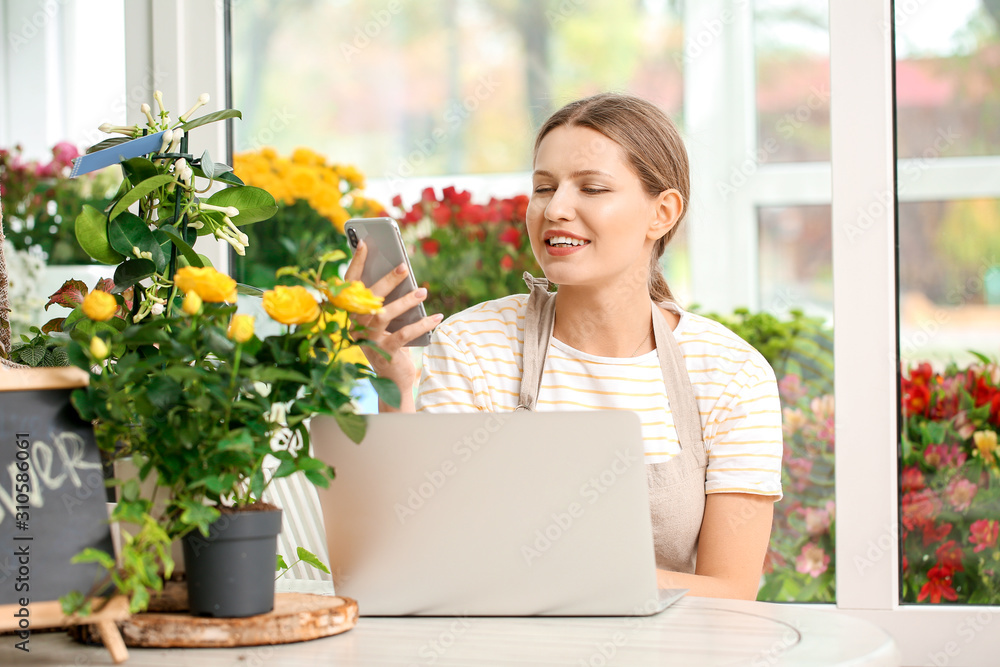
[344,240,443,412]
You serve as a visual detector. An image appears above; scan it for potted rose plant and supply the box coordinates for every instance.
[57,94,398,617]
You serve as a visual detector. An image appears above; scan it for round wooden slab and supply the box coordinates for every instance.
[117,593,358,648]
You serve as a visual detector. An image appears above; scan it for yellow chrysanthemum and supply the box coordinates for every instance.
[338,164,365,189]
[263,285,321,325]
[292,147,324,167]
[288,164,319,200]
[81,290,117,322]
[174,266,238,303]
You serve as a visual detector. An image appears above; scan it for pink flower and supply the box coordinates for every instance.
[50,141,79,168]
[924,443,967,469]
[786,457,813,493]
[803,507,831,537]
[778,373,808,403]
[795,543,830,578]
[810,394,835,422]
[782,407,808,437]
[970,519,999,553]
[901,489,941,531]
[945,477,977,512]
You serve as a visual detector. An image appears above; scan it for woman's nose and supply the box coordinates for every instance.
[545,185,575,222]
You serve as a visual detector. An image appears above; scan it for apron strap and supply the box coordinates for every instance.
[516,272,556,412]
[650,301,708,466]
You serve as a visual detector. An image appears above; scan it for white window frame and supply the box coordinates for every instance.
[139,1,1000,664]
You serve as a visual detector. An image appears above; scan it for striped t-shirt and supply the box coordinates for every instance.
[416,294,783,498]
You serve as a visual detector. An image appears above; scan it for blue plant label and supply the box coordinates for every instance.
[70,131,168,178]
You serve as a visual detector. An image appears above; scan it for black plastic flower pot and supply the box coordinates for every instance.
[182,508,282,618]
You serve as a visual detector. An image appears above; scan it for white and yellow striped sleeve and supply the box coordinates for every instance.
[416,326,491,412]
[704,354,784,499]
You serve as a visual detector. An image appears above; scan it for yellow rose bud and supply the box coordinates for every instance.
[328,280,383,315]
[182,291,203,315]
[90,337,109,360]
[174,266,238,303]
[262,286,321,325]
[81,290,117,322]
[227,314,255,343]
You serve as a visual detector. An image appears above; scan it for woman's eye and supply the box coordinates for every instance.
[533,186,554,194]
[582,187,608,194]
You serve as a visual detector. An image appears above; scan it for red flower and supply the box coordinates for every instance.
[421,187,437,203]
[970,374,1000,425]
[442,185,458,202]
[500,255,514,271]
[458,202,485,226]
[420,239,440,257]
[512,194,529,220]
[900,465,925,492]
[917,565,959,603]
[498,226,522,247]
[902,362,935,417]
[970,519,999,553]
[431,203,452,227]
[934,540,964,572]
[922,521,953,547]
[391,194,403,208]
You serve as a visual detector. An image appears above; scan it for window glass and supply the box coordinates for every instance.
[896,0,1000,606]
[754,0,830,163]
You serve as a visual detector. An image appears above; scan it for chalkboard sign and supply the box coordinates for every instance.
[0,367,115,605]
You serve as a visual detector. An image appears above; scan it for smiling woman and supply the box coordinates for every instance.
[346,93,783,601]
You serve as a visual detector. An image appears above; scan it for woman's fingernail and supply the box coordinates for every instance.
[357,239,365,248]
[395,263,408,275]
[432,313,444,322]
[415,288,428,299]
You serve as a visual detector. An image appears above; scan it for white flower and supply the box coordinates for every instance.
[252,382,272,398]
[140,103,156,127]
[178,93,210,122]
[153,90,165,116]
[151,303,164,316]
[264,402,287,426]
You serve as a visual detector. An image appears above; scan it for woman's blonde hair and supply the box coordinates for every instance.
[533,93,690,303]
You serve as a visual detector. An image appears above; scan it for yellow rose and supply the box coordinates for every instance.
[89,336,109,360]
[182,291,203,315]
[288,164,319,201]
[81,290,117,322]
[263,286,320,325]
[327,279,383,315]
[335,343,370,366]
[174,266,238,303]
[227,314,255,343]
[973,430,997,464]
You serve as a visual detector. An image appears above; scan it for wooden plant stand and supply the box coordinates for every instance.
[74,583,357,649]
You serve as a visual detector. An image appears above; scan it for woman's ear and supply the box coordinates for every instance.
[648,189,684,241]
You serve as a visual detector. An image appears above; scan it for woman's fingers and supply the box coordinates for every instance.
[365,262,411,298]
[343,239,367,282]
[383,313,444,349]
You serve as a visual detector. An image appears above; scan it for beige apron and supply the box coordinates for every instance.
[514,274,707,573]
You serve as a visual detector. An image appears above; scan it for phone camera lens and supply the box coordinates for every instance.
[348,228,358,246]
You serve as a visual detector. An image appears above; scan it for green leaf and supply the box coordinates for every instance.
[145,375,183,411]
[113,259,156,291]
[205,186,278,225]
[109,211,166,271]
[75,205,125,264]
[199,150,215,179]
[121,157,159,186]
[334,412,367,444]
[109,174,175,220]
[296,546,331,574]
[968,350,993,365]
[276,554,289,571]
[71,547,116,570]
[237,283,264,297]
[60,590,90,616]
[158,227,205,268]
[191,163,243,186]
[180,108,242,132]
[86,136,131,154]
[253,367,311,384]
[19,344,45,366]
[371,376,401,409]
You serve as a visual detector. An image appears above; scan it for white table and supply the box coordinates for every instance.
[10,596,900,666]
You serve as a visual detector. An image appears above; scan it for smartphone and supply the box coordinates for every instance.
[344,217,432,347]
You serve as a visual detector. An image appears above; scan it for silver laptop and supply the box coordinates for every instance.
[311,411,687,616]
